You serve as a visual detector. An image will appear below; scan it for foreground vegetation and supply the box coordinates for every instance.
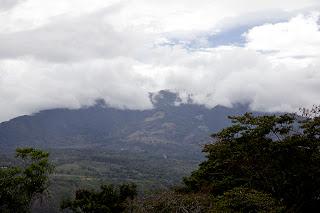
[0,148,53,212]
[1,107,320,212]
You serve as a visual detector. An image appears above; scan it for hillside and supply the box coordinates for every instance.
[0,91,252,212]
[0,91,250,153]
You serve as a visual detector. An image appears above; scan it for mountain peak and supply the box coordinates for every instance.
[150,90,182,108]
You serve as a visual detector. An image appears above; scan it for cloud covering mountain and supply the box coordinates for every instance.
[0,0,320,122]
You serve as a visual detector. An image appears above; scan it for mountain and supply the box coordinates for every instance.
[0,91,255,212]
[0,91,250,155]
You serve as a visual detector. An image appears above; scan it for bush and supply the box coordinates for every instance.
[132,191,213,213]
[212,187,284,212]
[61,183,137,213]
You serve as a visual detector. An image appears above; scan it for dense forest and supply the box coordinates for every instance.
[1,106,320,212]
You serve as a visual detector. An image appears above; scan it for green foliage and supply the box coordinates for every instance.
[132,191,213,213]
[212,187,284,212]
[184,108,320,211]
[61,183,137,213]
[132,187,283,213]
[42,147,199,212]
[0,148,53,213]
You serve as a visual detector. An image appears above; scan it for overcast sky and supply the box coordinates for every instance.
[0,0,320,122]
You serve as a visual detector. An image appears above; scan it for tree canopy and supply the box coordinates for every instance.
[61,183,137,213]
[183,108,320,211]
[0,148,53,213]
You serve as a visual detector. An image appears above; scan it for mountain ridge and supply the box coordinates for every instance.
[0,91,252,153]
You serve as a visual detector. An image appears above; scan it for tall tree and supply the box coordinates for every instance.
[0,148,54,213]
[184,107,320,211]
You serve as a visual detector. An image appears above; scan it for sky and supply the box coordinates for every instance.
[0,0,320,122]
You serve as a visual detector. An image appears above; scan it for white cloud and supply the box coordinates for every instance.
[0,0,25,11]
[245,13,320,66]
[0,0,320,122]
[0,58,155,121]
[145,45,320,112]
[0,10,151,62]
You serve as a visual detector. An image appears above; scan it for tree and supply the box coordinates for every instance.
[184,108,320,211]
[0,148,54,213]
[61,183,137,213]
[212,187,284,212]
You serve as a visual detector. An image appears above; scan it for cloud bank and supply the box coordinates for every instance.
[0,0,320,122]
[0,0,25,11]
